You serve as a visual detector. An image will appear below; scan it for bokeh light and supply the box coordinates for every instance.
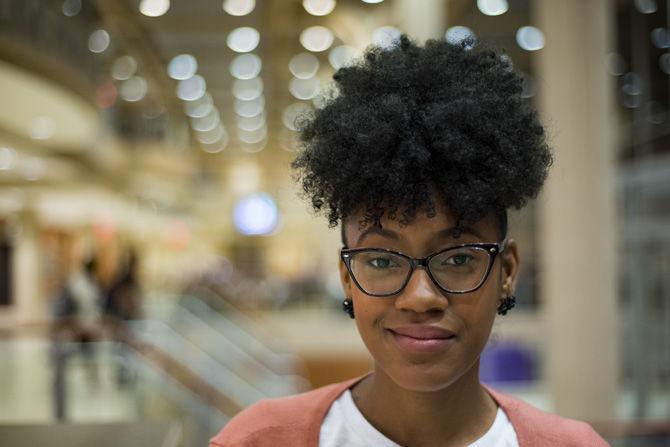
[177,75,207,101]
[289,53,320,79]
[234,96,265,118]
[168,54,198,80]
[651,28,670,49]
[191,108,220,132]
[139,0,170,17]
[516,26,545,51]
[289,77,320,100]
[634,0,657,14]
[606,53,627,76]
[230,54,262,79]
[196,125,226,144]
[62,0,81,17]
[476,0,508,16]
[119,76,148,102]
[328,45,357,69]
[112,56,138,80]
[233,193,278,236]
[88,29,110,53]
[236,113,265,132]
[232,77,264,100]
[300,26,334,52]
[223,0,255,16]
[227,27,260,53]
[184,93,213,118]
[303,0,336,16]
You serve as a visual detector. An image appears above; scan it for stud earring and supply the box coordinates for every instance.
[497,295,516,315]
[342,298,355,319]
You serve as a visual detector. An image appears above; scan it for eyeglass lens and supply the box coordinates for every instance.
[348,247,491,295]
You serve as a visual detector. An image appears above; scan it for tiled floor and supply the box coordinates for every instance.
[0,339,138,423]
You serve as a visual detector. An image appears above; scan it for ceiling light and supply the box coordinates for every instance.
[230,53,262,79]
[88,29,110,53]
[476,0,508,16]
[289,53,320,79]
[177,75,207,101]
[227,27,260,53]
[168,54,198,80]
[303,0,336,16]
[139,0,170,17]
[328,45,357,69]
[112,55,137,80]
[223,0,255,16]
[289,77,320,100]
[119,76,148,102]
[516,26,545,51]
[232,77,263,100]
[300,26,334,52]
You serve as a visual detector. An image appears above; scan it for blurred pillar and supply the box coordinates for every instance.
[13,210,44,324]
[534,0,619,420]
[393,0,446,43]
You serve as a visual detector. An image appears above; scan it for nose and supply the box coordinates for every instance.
[394,266,449,314]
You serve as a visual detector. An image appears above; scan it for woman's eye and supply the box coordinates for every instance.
[444,254,472,266]
[369,257,395,268]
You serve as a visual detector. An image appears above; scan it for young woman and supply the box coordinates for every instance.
[210,35,609,446]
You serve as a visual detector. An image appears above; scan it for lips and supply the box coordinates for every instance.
[389,325,456,340]
[387,325,457,353]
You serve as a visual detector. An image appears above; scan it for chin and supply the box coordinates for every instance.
[381,362,468,393]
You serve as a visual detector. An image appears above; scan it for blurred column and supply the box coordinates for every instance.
[13,209,44,324]
[534,0,619,420]
[393,0,446,43]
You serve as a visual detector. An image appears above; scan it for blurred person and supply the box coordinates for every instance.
[50,256,104,420]
[103,249,142,385]
[52,257,104,364]
[104,249,142,322]
[210,36,609,446]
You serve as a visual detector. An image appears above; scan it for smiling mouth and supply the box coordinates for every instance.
[387,329,457,353]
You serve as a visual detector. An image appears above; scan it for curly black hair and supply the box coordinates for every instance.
[292,34,552,240]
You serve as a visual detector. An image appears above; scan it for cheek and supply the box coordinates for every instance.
[457,279,500,355]
[351,293,395,360]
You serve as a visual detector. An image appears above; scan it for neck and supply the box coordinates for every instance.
[351,361,498,447]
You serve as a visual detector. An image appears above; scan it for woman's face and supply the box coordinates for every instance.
[339,208,519,392]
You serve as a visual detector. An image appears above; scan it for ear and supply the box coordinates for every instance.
[338,249,353,297]
[500,239,520,294]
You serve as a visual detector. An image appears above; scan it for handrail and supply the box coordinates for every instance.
[112,341,230,429]
[178,293,302,373]
[151,302,301,397]
[129,319,268,409]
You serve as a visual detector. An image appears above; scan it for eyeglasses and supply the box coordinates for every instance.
[340,240,507,297]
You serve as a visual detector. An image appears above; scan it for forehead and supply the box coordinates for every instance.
[342,208,500,248]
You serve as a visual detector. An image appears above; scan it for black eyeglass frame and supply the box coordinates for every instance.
[340,240,508,297]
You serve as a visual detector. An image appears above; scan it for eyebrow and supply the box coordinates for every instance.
[355,225,484,246]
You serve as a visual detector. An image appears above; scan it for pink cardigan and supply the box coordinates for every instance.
[210,376,610,446]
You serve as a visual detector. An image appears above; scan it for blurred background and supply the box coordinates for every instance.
[0,0,668,446]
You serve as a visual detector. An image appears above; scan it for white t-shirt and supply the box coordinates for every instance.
[319,390,519,447]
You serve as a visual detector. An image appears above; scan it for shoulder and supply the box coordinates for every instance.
[485,385,610,446]
[209,378,360,447]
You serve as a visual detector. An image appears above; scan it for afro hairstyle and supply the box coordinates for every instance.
[291,34,552,242]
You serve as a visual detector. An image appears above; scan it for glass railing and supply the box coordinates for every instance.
[0,339,227,447]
